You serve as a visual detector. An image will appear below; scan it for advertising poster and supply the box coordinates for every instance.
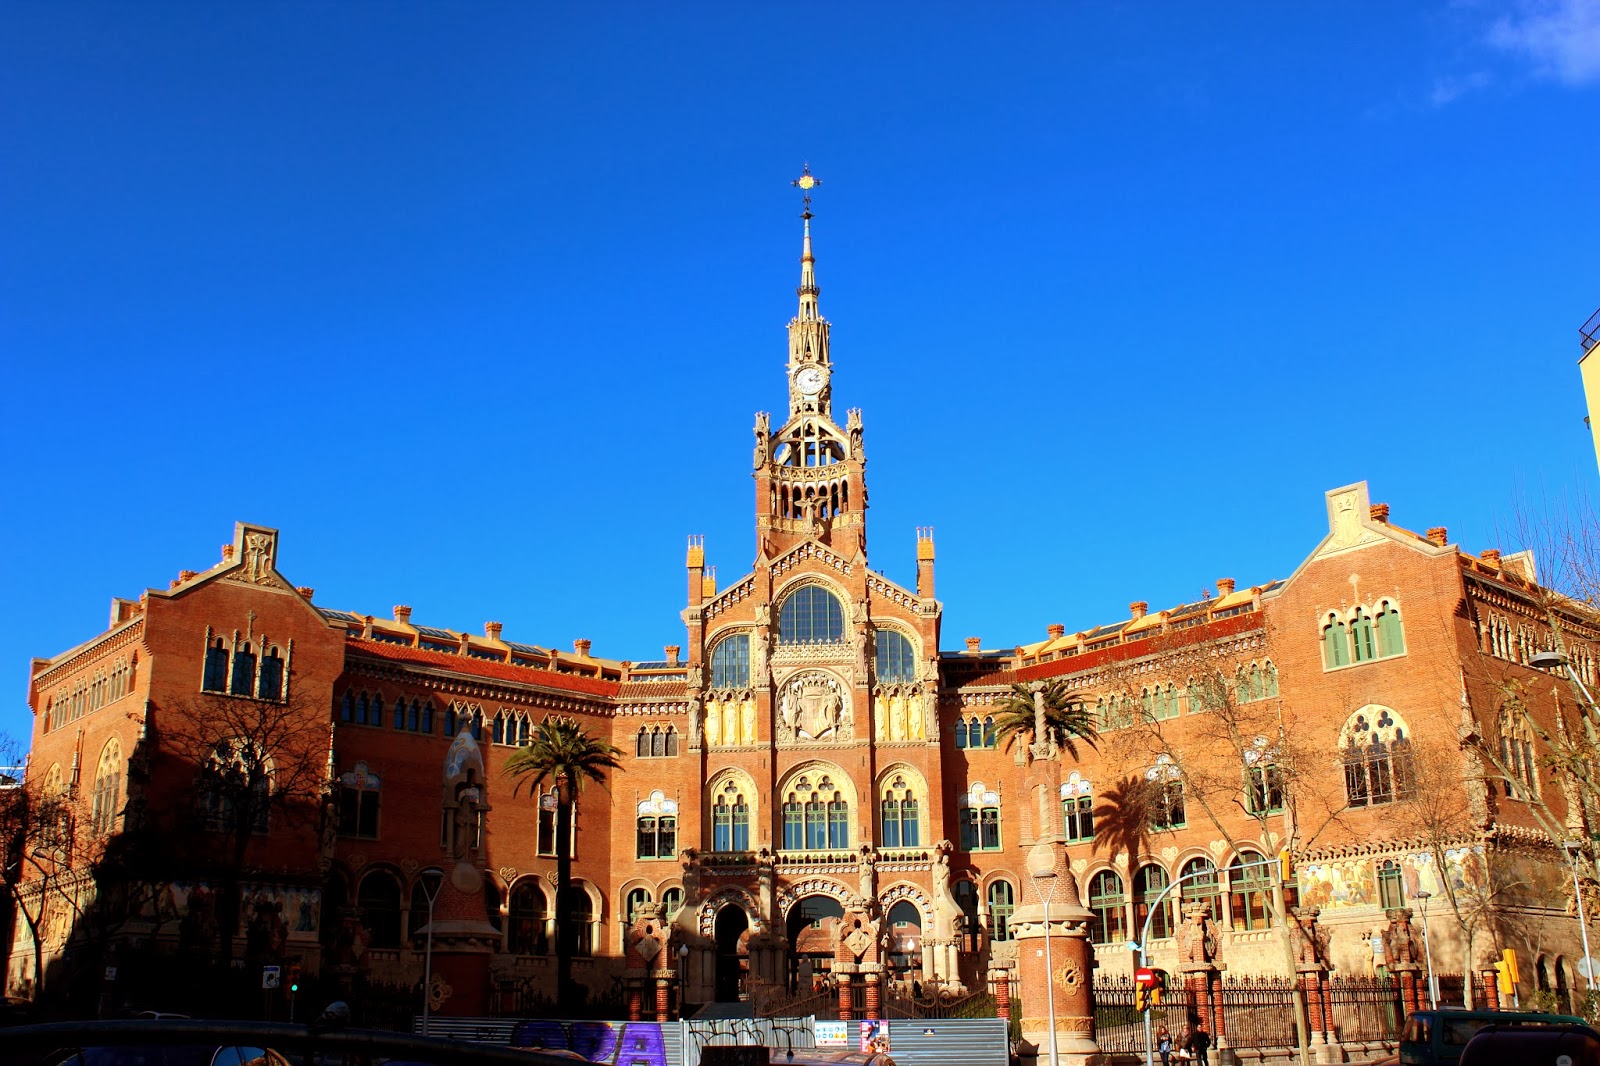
[814,1021,849,1048]
[860,1019,890,1054]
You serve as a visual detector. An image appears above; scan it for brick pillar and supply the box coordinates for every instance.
[1320,972,1335,1038]
[1480,970,1500,1011]
[1300,972,1326,1044]
[628,983,642,1022]
[1399,969,1422,1015]
[656,977,670,1023]
[994,968,1012,1021]
[1209,972,1226,1048]
[838,975,854,1021]
[863,968,881,1020]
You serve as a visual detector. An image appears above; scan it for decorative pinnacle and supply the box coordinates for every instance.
[791,163,820,219]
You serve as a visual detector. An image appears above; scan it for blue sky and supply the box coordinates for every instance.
[3,2,1598,745]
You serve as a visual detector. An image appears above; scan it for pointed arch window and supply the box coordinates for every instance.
[635,792,677,859]
[338,762,381,840]
[1499,704,1539,800]
[783,773,849,850]
[1351,609,1377,662]
[880,773,920,848]
[229,642,256,696]
[203,639,230,692]
[1376,602,1405,657]
[509,881,549,955]
[1341,707,1416,807]
[1134,864,1173,940]
[1377,858,1406,910]
[777,585,845,645]
[1180,857,1224,923]
[1062,774,1094,844]
[91,739,123,837]
[959,783,1002,851]
[257,646,285,700]
[626,887,652,924]
[1322,616,1350,668]
[1229,851,1274,930]
[712,780,751,852]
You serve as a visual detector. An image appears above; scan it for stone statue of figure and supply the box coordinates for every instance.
[722,701,739,746]
[756,603,771,627]
[450,786,480,863]
[907,692,924,740]
[754,412,771,467]
[705,701,722,746]
[742,699,757,745]
[857,845,877,901]
[890,698,907,741]
[688,697,703,747]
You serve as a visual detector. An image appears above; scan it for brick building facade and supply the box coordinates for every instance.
[9,204,1595,1014]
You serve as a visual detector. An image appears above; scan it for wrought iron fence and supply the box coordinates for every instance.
[1092,976,1194,1056]
[1217,976,1298,1049]
[754,984,836,1020]
[882,987,996,1020]
[1326,976,1403,1044]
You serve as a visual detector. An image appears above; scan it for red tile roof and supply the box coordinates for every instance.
[348,638,620,698]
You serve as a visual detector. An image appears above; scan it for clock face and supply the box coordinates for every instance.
[796,367,826,394]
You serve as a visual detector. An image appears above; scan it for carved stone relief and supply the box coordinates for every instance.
[777,671,851,743]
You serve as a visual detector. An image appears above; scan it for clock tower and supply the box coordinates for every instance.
[753,167,868,562]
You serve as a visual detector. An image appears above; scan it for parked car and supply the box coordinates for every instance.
[1398,1007,1585,1064]
[1459,1022,1600,1065]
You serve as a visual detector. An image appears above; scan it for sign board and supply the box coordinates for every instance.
[1579,956,1599,979]
[1135,967,1155,986]
[860,1020,890,1054]
[103,966,117,982]
[815,1021,849,1048]
[261,965,281,990]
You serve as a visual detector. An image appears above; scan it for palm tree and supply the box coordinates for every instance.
[1092,774,1158,880]
[993,680,1099,760]
[502,716,623,1009]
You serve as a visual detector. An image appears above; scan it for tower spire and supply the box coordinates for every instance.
[793,164,820,321]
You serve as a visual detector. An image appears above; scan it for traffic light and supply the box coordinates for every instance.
[1135,966,1155,1012]
[1495,948,1520,995]
[287,962,302,994]
[1151,968,1169,1006]
[1279,848,1294,883]
[1134,983,1149,1012]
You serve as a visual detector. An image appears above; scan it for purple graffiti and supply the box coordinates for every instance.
[510,1020,667,1066]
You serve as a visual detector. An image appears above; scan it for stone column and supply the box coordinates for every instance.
[1176,901,1226,1051]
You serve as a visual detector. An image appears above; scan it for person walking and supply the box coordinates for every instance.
[1156,1023,1173,1066]
[1184,1020,1211,1066]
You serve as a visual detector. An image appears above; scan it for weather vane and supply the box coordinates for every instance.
[792,163,820,219]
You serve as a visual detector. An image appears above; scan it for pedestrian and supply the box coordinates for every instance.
[1156,1023,1173,1066]
[1184,1020,1211,1066]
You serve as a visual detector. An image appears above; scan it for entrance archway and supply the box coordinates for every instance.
[713,905,749,1002]
[786,894,845,993]
[885,899,923,987]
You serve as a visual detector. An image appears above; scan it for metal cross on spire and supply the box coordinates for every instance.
[792,163,820,219]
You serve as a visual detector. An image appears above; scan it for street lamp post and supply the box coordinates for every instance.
[1414,891,1438,1008]
[417,866,445,1036]
[1026,847,1061,1066]
[1564,840,1598,991]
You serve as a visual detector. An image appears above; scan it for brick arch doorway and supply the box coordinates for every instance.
[713,904,749,1002]
[786,894,844,994]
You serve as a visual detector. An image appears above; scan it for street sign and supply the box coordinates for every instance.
[1579,956,1599,979]
[1135,967,1155,986]
[261,965,281,990]
[103,966,117,982]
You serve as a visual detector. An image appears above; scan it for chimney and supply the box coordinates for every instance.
[1130,601,1149,620]
[916,527,937,599]
[1216,578,1236,596]
[1480,549,1502,568]
[702,566,718,598]
[296,587,315,601]
[686,536,706,608]
[1370,503,1390,523]
[665,645,681,666]
[965,637,982,653]
[484,621,504,641]
[574,638,592,658]
[394,605,413,624]
[1047,623,1066,639]
[1427,527,1448,547]
[222,544,235,563]
[178,570,197,583]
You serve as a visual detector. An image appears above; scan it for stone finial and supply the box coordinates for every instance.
[394,605,413,624]
[1370,503,1391,522]
[574,638,592,657]
[965,637,981,653]
[1427,527,1448,547]
[179,570,197,583]
[1047,623,1065,639]
[1480,549,1502,567]
[484,621,503,640]
[665,645,681,666]
[296,587,314,600]
[222,544,236,562]
[1216,578,1236,596]
[1130,601,1149,620]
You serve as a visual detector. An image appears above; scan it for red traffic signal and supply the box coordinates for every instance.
[1135,967,1155,987]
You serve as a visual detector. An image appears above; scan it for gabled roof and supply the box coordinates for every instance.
[347,638,620,698]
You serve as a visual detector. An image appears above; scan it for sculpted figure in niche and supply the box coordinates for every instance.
[705,702,722,747]
[688,697,703,747]
[874,695,887,741]
[907,692,924,740]
[890,697,907,741]
[742,699,757,745]
[722,701,739,747]
[756,603,771,627]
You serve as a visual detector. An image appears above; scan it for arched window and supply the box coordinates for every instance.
[1322,616,1350,668]
[508,881,548,955]
[257,647,285,700]
[558,886,594,957]
[204,639,230,692]
[636,791,678,859]
[625,887,652,924]
[1229,851,1274,930]
[408,881,432,940]
[1088,870,1127,944]
[1351,608,1376,662]
[483,879,502,933]
[357,870,403,949]
[954,718,969,749]
[1262,663,1279,698]
[422,700,435,734]
[875,630,917,682]
[880,773,920,848]
[91,739,123,837]
[710,634,751,688]
[229,642,256,696]
[959,783,1002,851]
[783,773,849,850]
[372,694,385,728]
[1341,707,1416,807]
[987,880,1016,942]
[444,706,459,737]
[1376,603,1405,656]
[662,887,683,921]
[1377,858,1406,910]
[1245,737,1285,814]
[1062,773,1094,844]
[636,728,649,758]
[777,585,845,645]
[713,780,751,852]
[536,789,558,856]
[338,762,381,839]
[1134,864,1173,940]
[981,716,996,748]
[652,728,666,757]
[1148,759,1185,830]
[1181,857,1224,923]
[955,880,980,951]
[406,699,420,732]
[1499,704,1539,800]
[200,737,272,834]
